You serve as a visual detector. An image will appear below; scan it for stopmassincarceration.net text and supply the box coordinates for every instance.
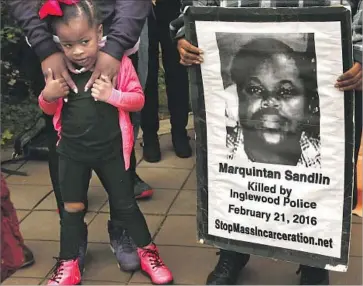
[215,219,334,248]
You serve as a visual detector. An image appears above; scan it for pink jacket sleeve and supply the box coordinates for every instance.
[38,93,60,116]
[106,56,145,112]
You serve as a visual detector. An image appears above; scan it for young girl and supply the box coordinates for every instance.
[37,0,173,285]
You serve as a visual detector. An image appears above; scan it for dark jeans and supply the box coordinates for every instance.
[22,44,140,219]
[141,0,189,137]
[59,154,151,260]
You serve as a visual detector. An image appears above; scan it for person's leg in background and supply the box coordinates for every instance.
[141,1,191,162]
[128,22,155,199]
[141,11,162,163]
[135,17,149,140]
[158,0,192,158]
[138,19,149,94]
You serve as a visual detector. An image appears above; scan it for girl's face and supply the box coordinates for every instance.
[55,15,102,68]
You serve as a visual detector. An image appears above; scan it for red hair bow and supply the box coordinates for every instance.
[39,0,80,20]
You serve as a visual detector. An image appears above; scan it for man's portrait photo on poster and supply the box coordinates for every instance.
[216,33,321,168]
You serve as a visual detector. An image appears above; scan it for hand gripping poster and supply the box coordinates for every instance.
[185,6,355,270]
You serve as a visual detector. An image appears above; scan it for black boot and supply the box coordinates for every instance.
[133,173,154,199]
[142,134,161,163]
[206,250,250,285]
[297,265,329,285]
[171,129,192,158]
[20,245,35,268]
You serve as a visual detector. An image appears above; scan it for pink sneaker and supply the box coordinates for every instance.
[137,244,173,285]
[47,258,81,285]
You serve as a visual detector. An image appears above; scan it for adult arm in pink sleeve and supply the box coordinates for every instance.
[106,56,145,112]
[38,93,60,116]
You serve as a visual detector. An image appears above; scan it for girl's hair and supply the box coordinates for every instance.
[38,0,100,32]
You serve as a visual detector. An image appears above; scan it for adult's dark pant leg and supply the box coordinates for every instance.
[20,44,89,217]
[157,0,189,135]
[20,45,69,217]
[141,13,160,138]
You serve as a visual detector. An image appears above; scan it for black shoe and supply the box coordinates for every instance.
[297,265,329,285]
[172,130,192,158]
[142,135,161,163]
[20,245,35,269]
[133,173,154,199]
[206,250,250,285]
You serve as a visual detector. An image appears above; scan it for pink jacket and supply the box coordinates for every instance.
[38,56,145,170]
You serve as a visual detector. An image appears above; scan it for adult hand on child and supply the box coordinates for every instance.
[63,56,83,75]
[335,62,362,91]
[91,75,113,102]
[177,38,204,66]
[41,52,78,93]
[85,52,120,91]
[42,68,70,102]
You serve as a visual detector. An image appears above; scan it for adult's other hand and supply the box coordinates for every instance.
[336,62,362,91]
[177,38,203,66]
[85,51,120,92]
[41,52,78,93]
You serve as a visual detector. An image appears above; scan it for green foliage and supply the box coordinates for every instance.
[1,25,22,46]
[1,129,13,146]
[1,0,40,147]
[0,0,23,44]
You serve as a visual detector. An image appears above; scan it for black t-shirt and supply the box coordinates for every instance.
[57,71,121,162]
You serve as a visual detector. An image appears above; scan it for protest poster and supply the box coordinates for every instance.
[184,6,355,271]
